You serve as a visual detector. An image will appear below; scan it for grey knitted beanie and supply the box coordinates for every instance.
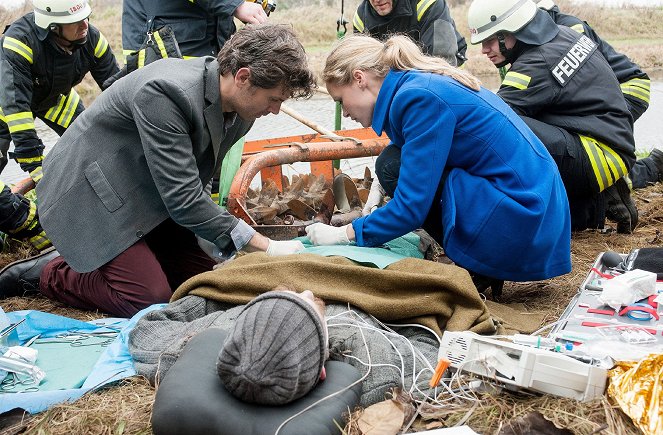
[216,291,327,405]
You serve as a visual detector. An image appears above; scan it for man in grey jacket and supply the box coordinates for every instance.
[0,24,316,317]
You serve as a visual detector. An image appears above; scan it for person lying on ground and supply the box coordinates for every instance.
[216,289,329,405]
[304,33,572,296]
[129,280,443,408]
[0,24,315,316]
[132,249,537,407]
[469,0,639,234]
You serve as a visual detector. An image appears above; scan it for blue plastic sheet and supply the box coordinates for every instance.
[0,304,165,414]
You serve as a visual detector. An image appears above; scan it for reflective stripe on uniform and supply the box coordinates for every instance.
[2,37,33,64]
[153,31,169,58]
[15,155,44,164]
[44,89,81,128]
[30,166,43,184]
[621,77,651,104]
[57,89,80,127]
[417,0,437,21]
[579,135,628,192]
[122,48,134,63]
[94,32,110,58]
[29,230,51,250]
[44,94,67,122]
[0,180,5,191]
[138,49,146,68]
[3,111,35,134]
[502,71,531,90]
[11,199,37,234]
[570,23,585,34]
[353,12,365,32]
[210,192,220,205]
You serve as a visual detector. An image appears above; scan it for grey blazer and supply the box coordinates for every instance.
[37,57,252,273]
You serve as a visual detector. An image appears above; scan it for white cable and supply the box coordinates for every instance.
[327,319,408,387]
[336,311,475,404]
[275,306,475,433]
[530,318,570,337]
[336,312,472,405]
[330,313,438,392]
[274,312,372,435]
[383,321,442,346]
[329,311,442,404]
[368,315,438,375]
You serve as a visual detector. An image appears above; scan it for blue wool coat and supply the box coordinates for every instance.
[352,70,571,281]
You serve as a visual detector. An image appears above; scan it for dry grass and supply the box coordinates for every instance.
[2,2,663,433]
[0,2,32,26]
[2,184,661,434]
[3,377,155,435]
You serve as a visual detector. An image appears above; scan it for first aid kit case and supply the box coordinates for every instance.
[550,252,663,345]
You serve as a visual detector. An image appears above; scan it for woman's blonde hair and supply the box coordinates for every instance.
[322,34,480,91]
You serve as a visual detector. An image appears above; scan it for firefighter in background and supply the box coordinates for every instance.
[121,0,268,206]
[0,0,119,251]
[537,0,663,189]
[352,0,467,67]
[468,0,638,233]
[122,0,268,60]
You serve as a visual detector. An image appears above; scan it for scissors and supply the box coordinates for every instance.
[37,332,116,347]
[0,373,39,393]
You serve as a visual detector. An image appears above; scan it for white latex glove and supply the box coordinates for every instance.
[266,239,305,256]
[233,2,268,24]
[362,180,386,216]
[305,223,350,246]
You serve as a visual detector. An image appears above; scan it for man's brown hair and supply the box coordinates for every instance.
[217,24,316,99]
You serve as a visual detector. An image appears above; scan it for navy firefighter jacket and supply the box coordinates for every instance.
[497,26,636,191]
[122,0,243,60]
[546,6,650,116]
[353,0,467,65]
[0,12,119,173]
[352,70,572,282]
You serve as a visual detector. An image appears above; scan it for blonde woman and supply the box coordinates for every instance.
[306,34,572,294]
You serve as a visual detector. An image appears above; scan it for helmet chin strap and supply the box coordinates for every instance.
[50,23,88,47]
[494,32,514,68]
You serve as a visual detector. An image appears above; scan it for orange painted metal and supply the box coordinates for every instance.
[228,135,389,224]
[242,128,386,188]
[259,165,284,192]
[241,127,383,155]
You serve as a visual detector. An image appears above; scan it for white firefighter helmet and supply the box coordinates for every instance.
[33,0,92,29]
[468,0,538,44]
[537,0,557,11]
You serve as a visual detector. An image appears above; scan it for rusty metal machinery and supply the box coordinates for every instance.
[227,131,389,239]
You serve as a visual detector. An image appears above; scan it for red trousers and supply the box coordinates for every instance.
[39,219,216,317]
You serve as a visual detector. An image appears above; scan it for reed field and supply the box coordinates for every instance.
[1,1,663,433]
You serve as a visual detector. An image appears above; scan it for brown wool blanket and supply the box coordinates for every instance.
[173,252,500,336]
